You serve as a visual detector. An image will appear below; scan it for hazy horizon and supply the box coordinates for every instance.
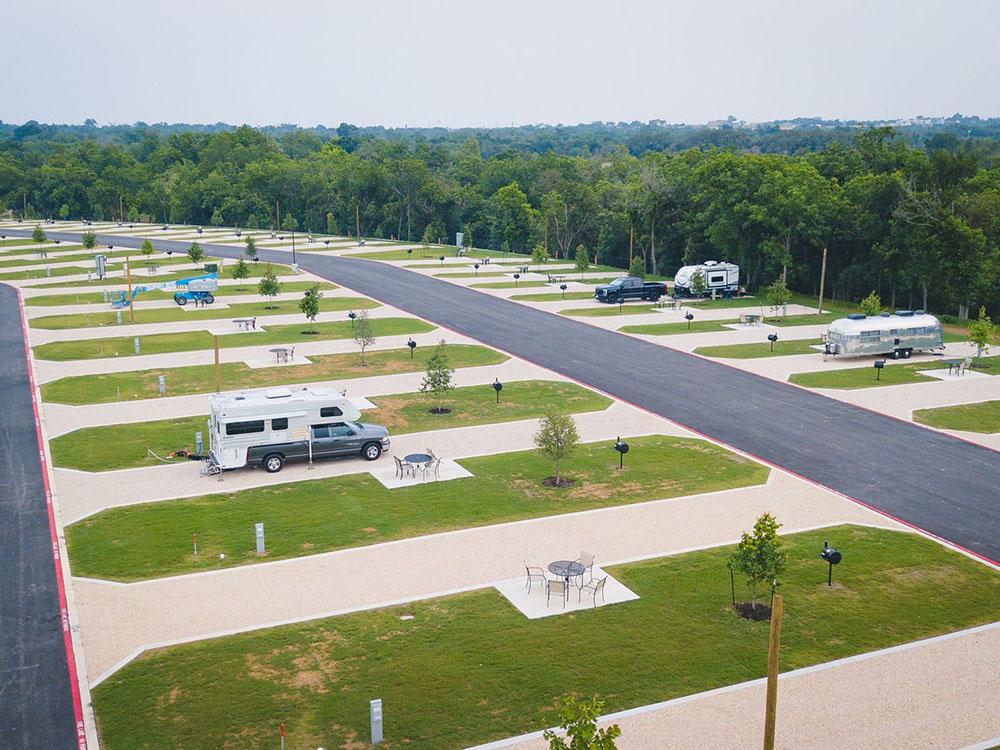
[1,0,998,128]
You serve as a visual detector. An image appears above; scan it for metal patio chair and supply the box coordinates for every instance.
[524,565,546,594]
[579,576,608,607]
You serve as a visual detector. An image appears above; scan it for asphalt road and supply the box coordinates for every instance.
[0,283,78,748]
[10,229,1000,566]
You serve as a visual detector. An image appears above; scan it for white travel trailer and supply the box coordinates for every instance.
[673,260,741,297]
[824,311,944,359]
[207,386,361,471]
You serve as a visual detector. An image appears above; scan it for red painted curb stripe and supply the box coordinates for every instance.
[15,288,88,749]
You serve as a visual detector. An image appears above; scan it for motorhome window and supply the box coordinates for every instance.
[859,330,880,340]
[225,420,265,436]
[319,406,343,417]
[329,423,355,437]
[271,418,288,431]
[710,275,724,283]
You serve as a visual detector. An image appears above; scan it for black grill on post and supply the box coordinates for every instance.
[819,540,842,586]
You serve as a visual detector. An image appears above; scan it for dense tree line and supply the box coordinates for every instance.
[1,122,997,317]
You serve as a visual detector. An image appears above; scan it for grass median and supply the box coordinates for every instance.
[469,280,548,289]
[24,281,336,307]
[789,355,999,389]
[619,318,738,335]
[41,343,506,405]
[33,316,430,361]
[29,295,374,330]
[90,525,1000,749]
[913,400,1000,433]
[348,247,520,261]
[65,435,766,580]
[50,380,611,471]
[561,303,658,317]
[508,291,595,302]
[21,261,295,289]
[694,338,823,358]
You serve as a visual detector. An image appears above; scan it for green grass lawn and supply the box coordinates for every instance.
[41,344,507,405]
[50,380,611,471]
[90,525,1000,750]
[766,312,842,327]
[470,281,549,289]
[24,281,336,307]
[0,244,85,256]
[66,435,765,580]
[913,400,1000,433]
[684,296,767,310]
[29,296,374,330]
[508,291,596,302]
[789,355,1000,389]
[433,270,509,278]
[694,338,823,358]
[33,317,431,361]
[619,318,738,335]
[0,249,91,265]
[561,303,658,317]
[21,261,295,289]
[348,247,521,261]
[0,264,122,281]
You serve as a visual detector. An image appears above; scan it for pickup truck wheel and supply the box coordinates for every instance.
[175,296,187,306]
[648,293,661,302]
[362,442,382,461]
[204,293,215,304]
[263,453,284,473]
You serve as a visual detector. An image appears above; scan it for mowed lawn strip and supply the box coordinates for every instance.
[65,435,767,580]
[24,281,336,307]
[33,317,432,361]
[620,319,739,335]
[913,400,1000,433]
[470,281,548,289]
[29,295,374,330]
[508,291,595,302]
[694,339,823,358]
[348,248,520,260]
[50,380,612,471]
[21,261,295,288]
[789,355,1000,389]
[90,526,1000,750]
[561,304,657,317]
[41,344,507,405]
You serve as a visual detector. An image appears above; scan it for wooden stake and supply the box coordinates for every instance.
[817,247,828,315]
[763,593,783,750]
[214,335,221,393]
[125,255,135,324]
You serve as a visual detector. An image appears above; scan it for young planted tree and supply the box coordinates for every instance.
[574,244,590,278]
[231,257,250,289]
[765,277,792,315]
[32,225,46,244]
[729,512,786,616]
[258,265,281,308]
[690,270,706,297]
[140,238,154,256]
[281,214,299,232]
[543,696,621,750]
[326,212,338,235]
[533,412,580,487]
[82,231,97,250]
[419,340,455,413]
[353,309,376,364]
[859,290,883,317]
[298,284,323,333]
[244,235,258,262]
[628,255,646,279]
[421,224,435,249]
[967,305,996,360]
[187,242,205,263]
[531,242,548,268]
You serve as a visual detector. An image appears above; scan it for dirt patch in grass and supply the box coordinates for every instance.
[542,476,574,488]
[734,602,772,621]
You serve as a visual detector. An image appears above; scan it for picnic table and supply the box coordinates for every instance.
[518,265,529,274]
[547,274,566,284]
[740,313,762,326]
[269,347,291,364]
[943,358,963,376]
[233,318,255,331]
[654,298,678,310]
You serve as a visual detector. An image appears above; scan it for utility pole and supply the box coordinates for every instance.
[355,204,361,240]
[125,255,135,324]
[276,200,280,232]
[817,247,828,315]
[763,594,784,750]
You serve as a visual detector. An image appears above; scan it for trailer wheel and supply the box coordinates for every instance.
[362,442,382,461]
[204,293,215,305]
[175,295,187,306]
[263,453,284,473]
[902,348,912,359]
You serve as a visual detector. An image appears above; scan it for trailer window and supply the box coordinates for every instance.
[859,330,880,341]
[710,275,724,283]
[225,420,265,436]
[320,406,343,417]
[271,418,288,431]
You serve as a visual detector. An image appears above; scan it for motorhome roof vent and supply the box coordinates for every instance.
[265,388,293,399]
[914,309,925,315]
[703,260,718,266]
[896,310,913,317]
[234,396,246,401]
[879,312,891,317]
[847,313,866,320]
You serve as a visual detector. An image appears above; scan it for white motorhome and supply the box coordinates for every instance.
[673,261,740,297]
[207,386,362,471]
[824,311,944,359]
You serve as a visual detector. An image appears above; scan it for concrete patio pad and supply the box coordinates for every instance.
[242,354,313,368]
[370,458,473,488]
[918,367,992,381]
[495,566,639,619]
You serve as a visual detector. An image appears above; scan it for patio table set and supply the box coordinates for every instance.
[393,449,442,481]
[525,551,608,608]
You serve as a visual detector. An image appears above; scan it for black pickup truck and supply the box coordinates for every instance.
[247,421,390,473]
[593,276,667,303]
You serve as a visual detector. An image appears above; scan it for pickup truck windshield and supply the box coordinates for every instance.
[609,278,626,286]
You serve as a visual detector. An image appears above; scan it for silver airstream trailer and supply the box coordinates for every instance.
[824,311,944,359]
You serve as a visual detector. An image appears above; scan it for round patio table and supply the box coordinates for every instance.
[404,453,432,465]
[548,560,585,586]
[269,347,290,363]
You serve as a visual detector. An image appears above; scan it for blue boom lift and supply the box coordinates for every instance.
[111,272,219,308]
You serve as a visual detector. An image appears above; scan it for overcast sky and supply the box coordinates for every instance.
[1,0,997,128]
